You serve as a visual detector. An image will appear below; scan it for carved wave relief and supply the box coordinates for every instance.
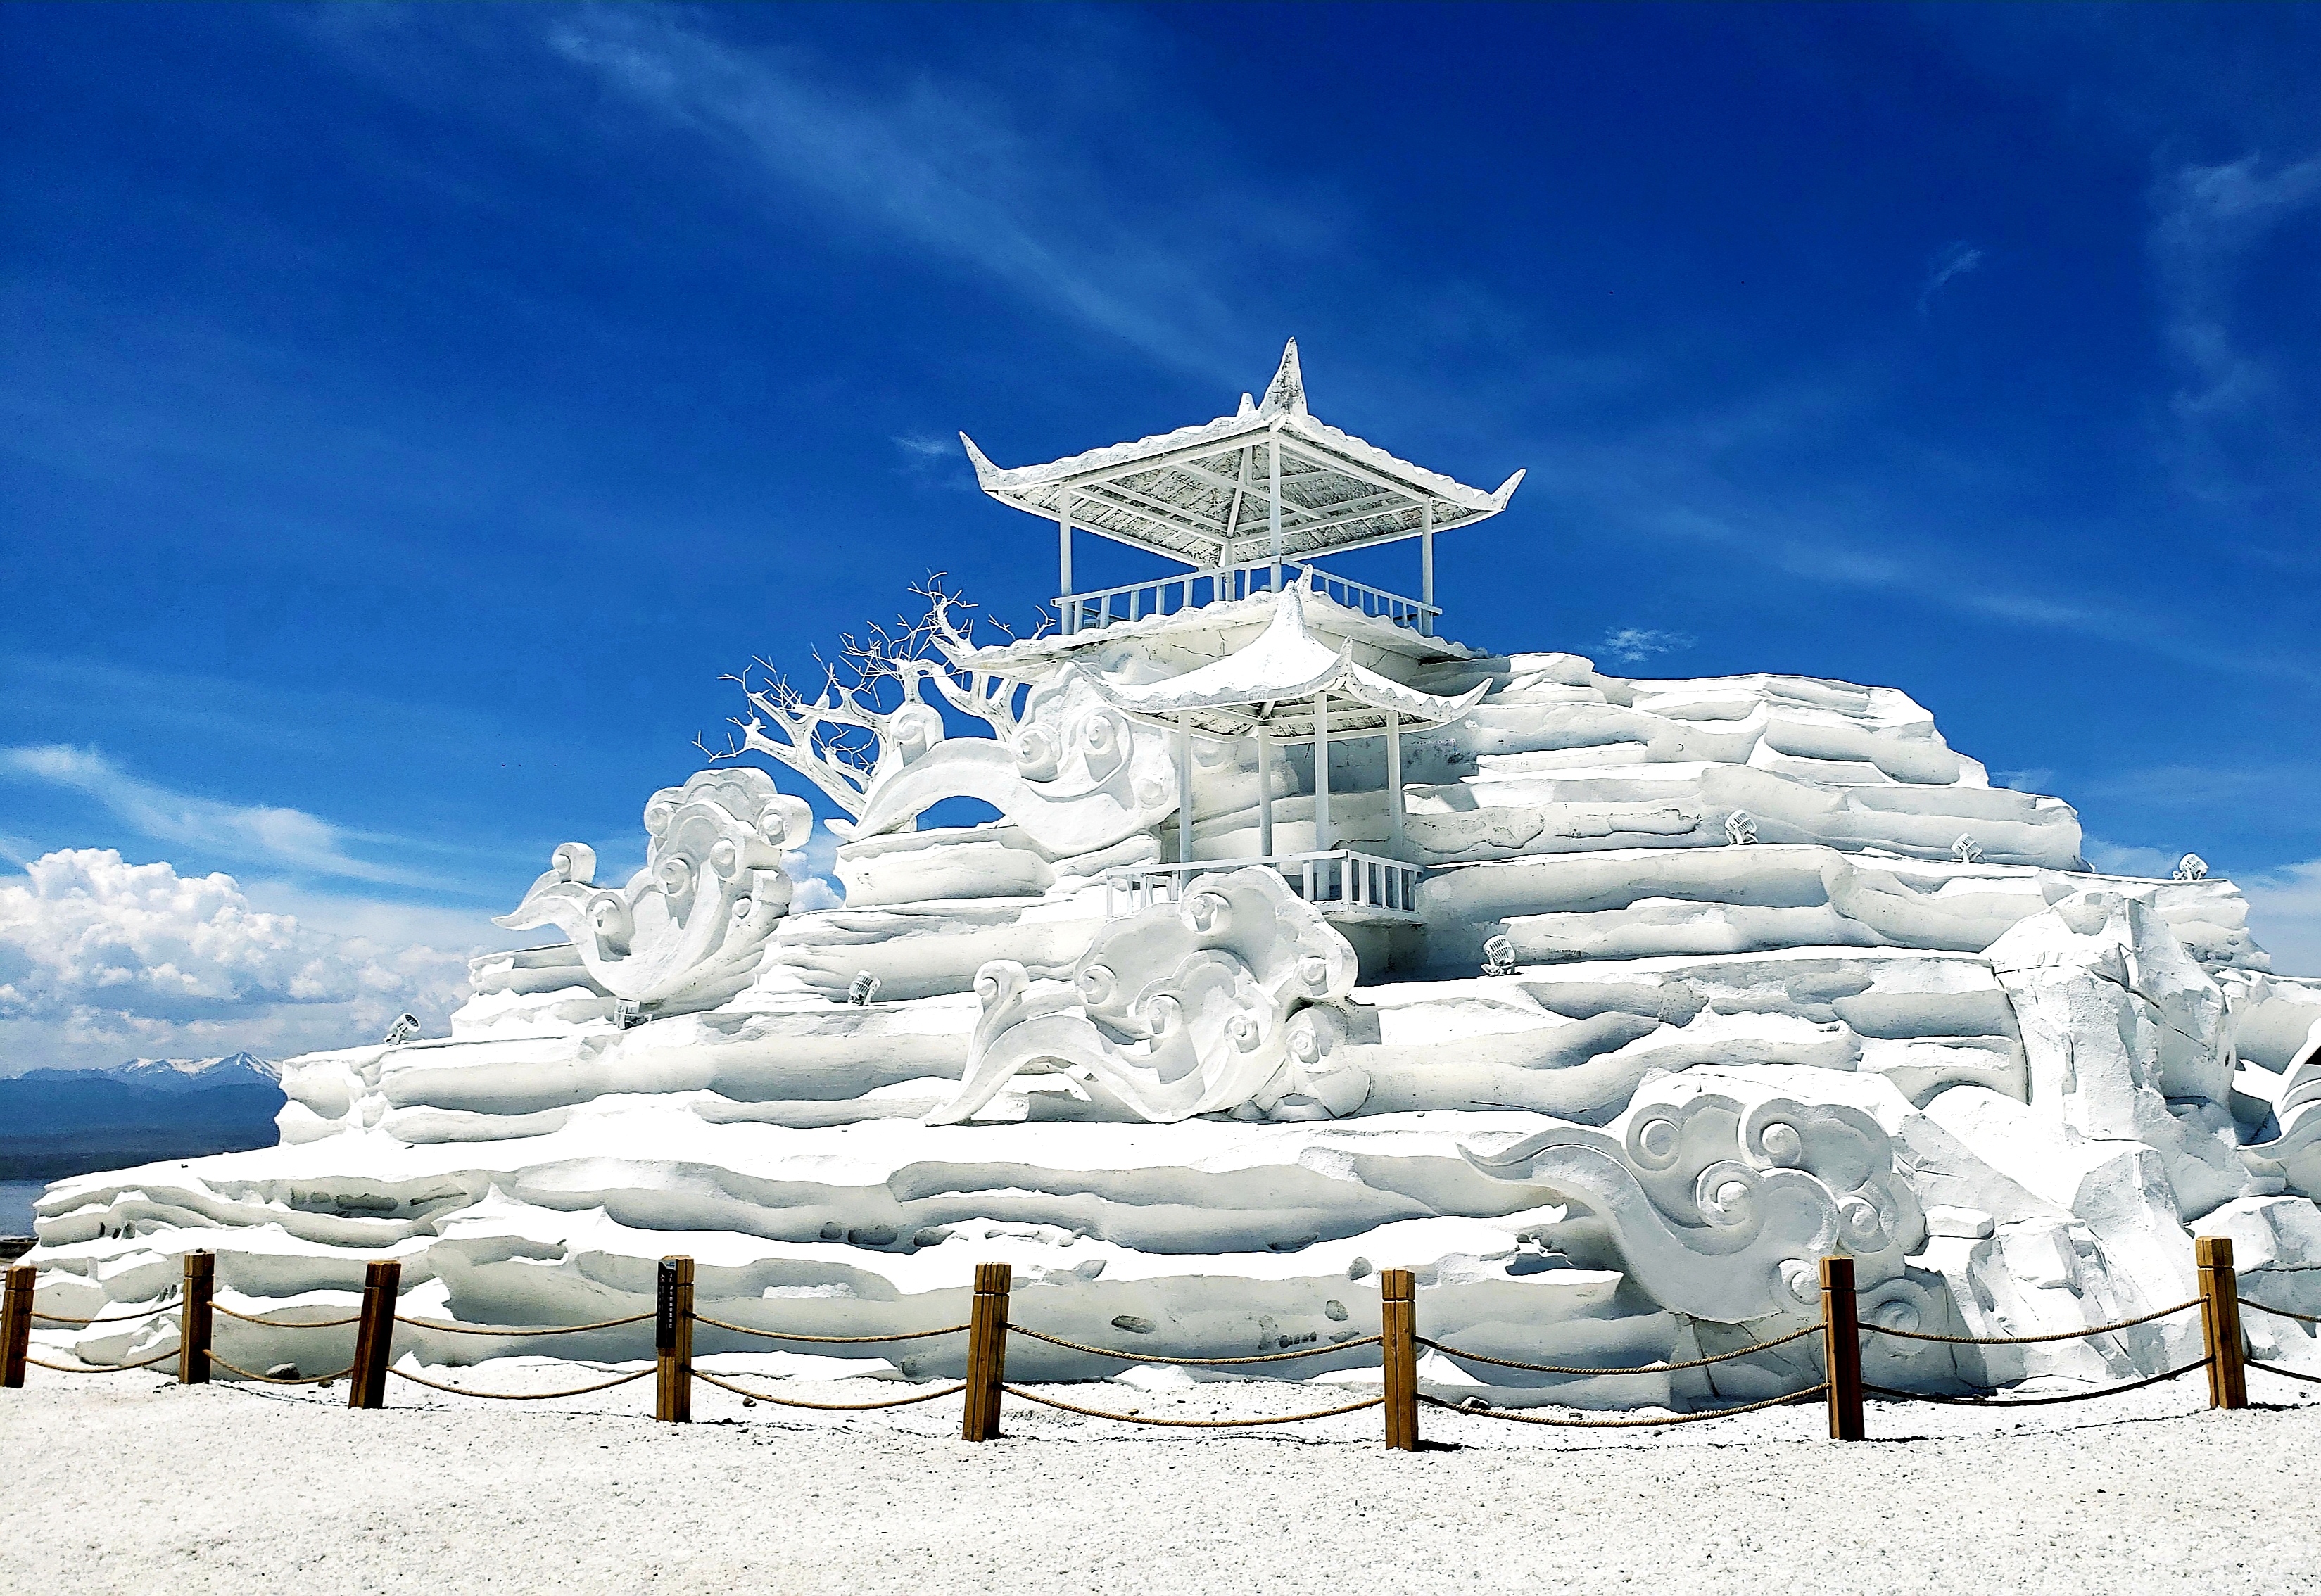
[1465,1067,1928,1326]
[925,866,1370,1125]
[495,767,814,1012]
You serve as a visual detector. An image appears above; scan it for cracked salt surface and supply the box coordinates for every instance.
[3,1366,2315,1596]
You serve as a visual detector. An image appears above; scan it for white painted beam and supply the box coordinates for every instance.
[1255,729,1272,857]
[1312,690,1329,851]
[1386,711,1403,860]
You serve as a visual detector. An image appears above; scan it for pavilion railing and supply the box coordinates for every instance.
[1106,850,1421,919]
[1059,562,1438,637]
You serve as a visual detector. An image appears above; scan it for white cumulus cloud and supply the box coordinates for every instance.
[0,849,472,1072]
[2244,859,2321,979]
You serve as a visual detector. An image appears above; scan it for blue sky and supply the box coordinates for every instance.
[3,3,2318,1067]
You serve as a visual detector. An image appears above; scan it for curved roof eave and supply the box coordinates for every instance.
[1085,588,1488,730]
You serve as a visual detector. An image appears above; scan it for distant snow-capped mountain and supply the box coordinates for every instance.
[63,1053,283,1093]
[1,1052,287,1190]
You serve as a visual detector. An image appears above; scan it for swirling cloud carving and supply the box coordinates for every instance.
[495,767,812,1011]
[925,866,1368,1125]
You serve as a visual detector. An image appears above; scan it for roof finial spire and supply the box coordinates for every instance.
[1259,338,1306,416]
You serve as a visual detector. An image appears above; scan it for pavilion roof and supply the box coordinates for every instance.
[959,341,1524,571]
[1088,585,1487,739]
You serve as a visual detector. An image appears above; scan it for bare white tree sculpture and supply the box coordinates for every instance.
[697,577,1045,816]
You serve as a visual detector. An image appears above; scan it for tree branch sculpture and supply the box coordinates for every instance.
[696,577,1046,816]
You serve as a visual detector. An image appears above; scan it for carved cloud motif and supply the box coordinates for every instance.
[1465,1068,1928,1325]
[925,866,1370,1125]
[495,767,813,1011]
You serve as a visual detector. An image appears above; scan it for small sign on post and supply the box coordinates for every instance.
[655,1256,694,1424]
[1820,1255,1864,1440]
[961,1262,1010,1442]
[1,1265,31,1389]
[1379,1268,1419,1451]
[348,1259,401,1410]
[179,1251,214,1386]
[2196,1236,2248,1411]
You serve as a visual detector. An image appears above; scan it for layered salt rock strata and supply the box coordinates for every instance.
[25,592,2321,1405]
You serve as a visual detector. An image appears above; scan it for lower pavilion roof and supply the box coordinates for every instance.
[1087,585,1488,740]
[960,341,1524,571]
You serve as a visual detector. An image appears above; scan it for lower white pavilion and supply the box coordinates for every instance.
[959,341,1522,965]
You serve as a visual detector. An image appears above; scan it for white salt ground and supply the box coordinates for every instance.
[3,1360,2317,1596]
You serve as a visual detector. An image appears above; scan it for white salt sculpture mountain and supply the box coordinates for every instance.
[22,350,2320,1405]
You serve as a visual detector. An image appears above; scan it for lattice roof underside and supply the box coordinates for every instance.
[960,341,1524,571]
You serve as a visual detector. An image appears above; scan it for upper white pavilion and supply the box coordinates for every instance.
[958,345,1523,946]
[961,340,1522,640]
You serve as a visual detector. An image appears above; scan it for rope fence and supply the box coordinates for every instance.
[393,1311,652,1337]
[695,1369,970,1412]
[1864,1299,2200,1346]
[2239,1298,2321,1327]
[1419,1383,1827,1429]
[1862,1360,2212,1409]
[0,1234,2311,1445]
[25,1345,182,1375]
[32,1304,177,1327]
[1413,1322,1818,1376]
[207,1355,355,1386]
[1008,1323,1381,1365]
[1002,1384,1384,1429]
[386,1364,655,1401]
[692,1313,966,1345]
[215,1305,362,1329]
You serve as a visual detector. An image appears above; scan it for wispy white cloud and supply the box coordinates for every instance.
[1518,386,2321,690]
[0,849,474,1071]
[2082,835,2320,975]
[2081,835,2184,880]
[2077,762,2301,811]
[1916,241,1985,315]
[2244,859,2321,977]
[1597,627,1697,665]
[2151,151,2321,426]
[0,745,454,889]
[0,651,510,764]
[1992,767,2057,794]
[542,10,1260,377]
[889,431,973,490]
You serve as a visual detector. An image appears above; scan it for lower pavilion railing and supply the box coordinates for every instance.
[1059,562,1438,638]
[1106,850,1421,920]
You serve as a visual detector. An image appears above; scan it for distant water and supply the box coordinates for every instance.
[1,1179,44,1236]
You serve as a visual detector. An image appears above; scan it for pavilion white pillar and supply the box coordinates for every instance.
[1255,728,1274,858]
[1175,713,1194,866]
[1311,691,1329,854]
[1420,498,1434,631]
[1268,434,1283,592]
[1063,487,1077,631]
[1386,711,1403,860]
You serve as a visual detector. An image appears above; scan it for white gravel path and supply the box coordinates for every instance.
[3,1361,2317,1595]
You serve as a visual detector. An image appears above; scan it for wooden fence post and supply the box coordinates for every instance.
[961,1261,1010,1442]
[655,1255,694,1424]
[348,1259,400,1410]
[179,1251,213,1386]
[2196,1235,2247,1411]
[1,1265,31,1390]
[1380,1267,1419,1451]
[1820,1255,1864,1440]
